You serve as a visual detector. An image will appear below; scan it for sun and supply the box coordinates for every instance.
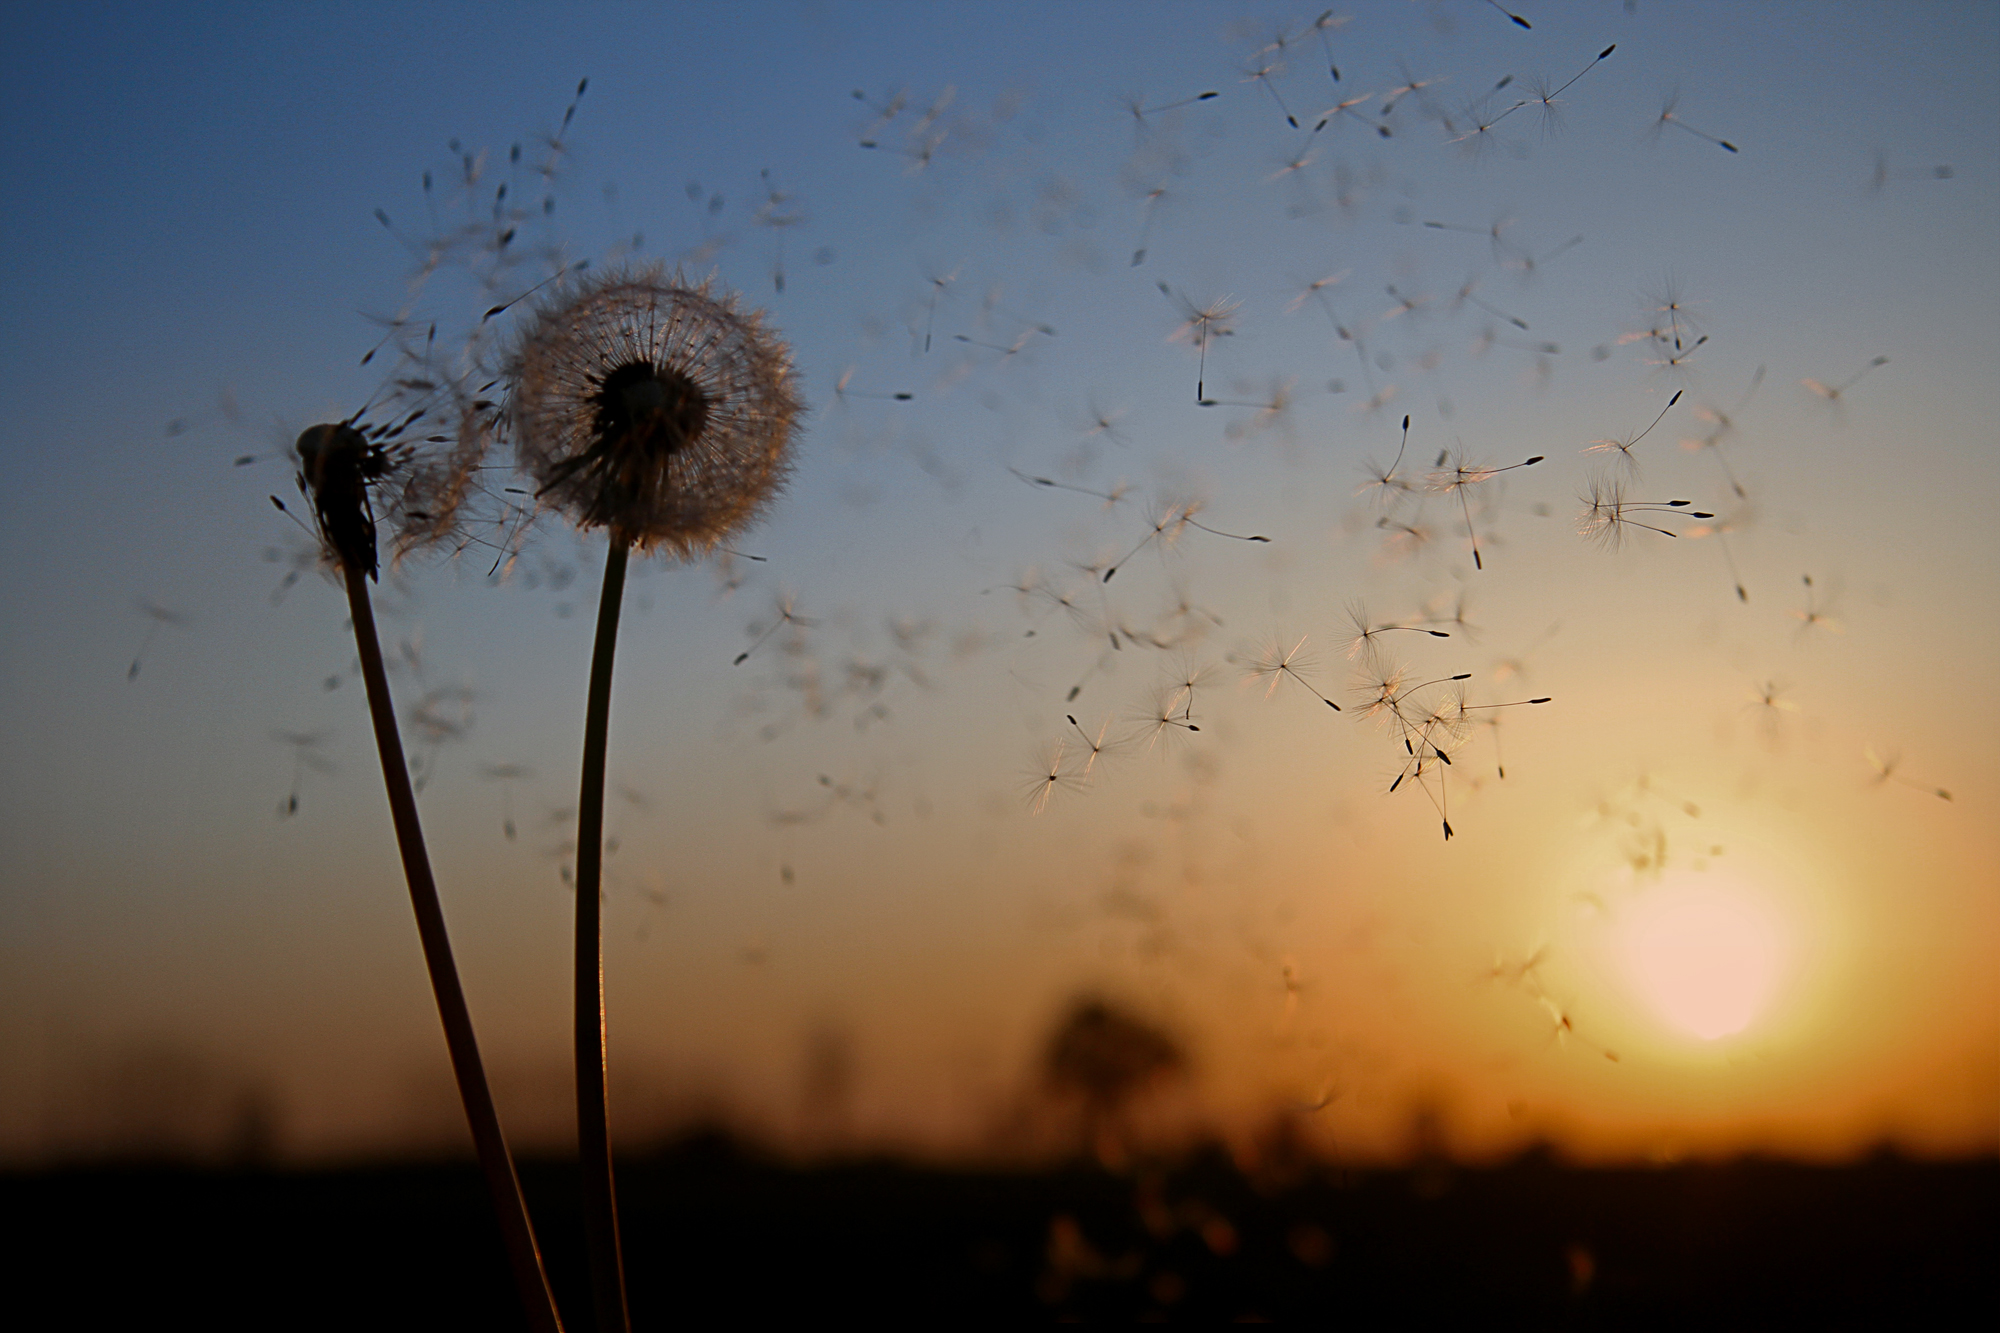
[1618,877,1789,1041]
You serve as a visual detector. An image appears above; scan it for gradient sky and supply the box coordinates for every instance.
[2,0,1995,1166]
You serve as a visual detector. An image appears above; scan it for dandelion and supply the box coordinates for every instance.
[1584,390,1683,476]
[1343,599,1450,664]
[1243,634,1342,711]
[1864,746,1952,802]
[1101,496,1269,584]
[1158,283,1241,403]
[1576,475,1712,549]
[1065,713,1123,776]
[1682,365,1765,499]
[1803,354,1889,405]
[1650,90,1739,153]
[1024,739,1084,813]
[1791,573,1843,639]
[1426,447,1544,570]
[126,598,190,682]
[505,264,803,1332]
[1356,415,1417,506]
[285,394,562,1331]
[511,267,801,557]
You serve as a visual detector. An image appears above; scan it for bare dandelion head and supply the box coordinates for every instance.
[289,358,495,580]
[507,265,804,556]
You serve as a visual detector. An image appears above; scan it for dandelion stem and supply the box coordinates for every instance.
[341,563,565,1333]
[575,534,633,1333]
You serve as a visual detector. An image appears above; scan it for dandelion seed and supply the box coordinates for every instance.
[1158,283,1240,404]
[1493,43,1614,134]
[1864,746,1952,802]
[1379,63,1446,118]
[126,598,191,682]
[1451,276,1529,330]
[1576,475,1711,549]
[1132,685,1202,753]
[734,592,816,665]
[1128,185,1168,266]
[1243,56,1302,128]
[1791,574,1843,638]
[1866,149,1955,196]
[1357,415,1416,505]
[1427,448,1544,570]
[1312,92,1390,137]
[1803,355,1888,404]
[481,761,533,841]
[1008,465,1129,509]
[1651,90,1739,153]
[1243,635,1342,711]
[832,366,913,403]
[1065,713,1122,777]
[1343,599,1450,666]
[1308,8,1349,80]
[1102,498,1266,584]
[1683,365,1764,499]
[1584,389,1683,475]
[1024,739,1083,813]
[1683,506,1755,604]
[270,727,335,819]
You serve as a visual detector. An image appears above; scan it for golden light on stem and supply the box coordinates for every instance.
[1617,878,1790,1041]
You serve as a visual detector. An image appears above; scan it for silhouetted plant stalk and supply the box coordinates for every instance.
[506,267,803,1333]
[291,422,564,1333]
[571,530,632,1333]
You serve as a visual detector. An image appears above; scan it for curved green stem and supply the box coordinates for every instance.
[575,536,633,1333]
[343,564,565,1333]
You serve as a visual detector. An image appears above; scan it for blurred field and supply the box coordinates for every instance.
[6,1135,1992,1326]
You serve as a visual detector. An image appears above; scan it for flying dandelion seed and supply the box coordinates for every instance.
[1864,746,1952,802]
[1803,355,1888,405]
[1243,634,1342,711]
[1426,448,1543,570]
[1651,90,1739,153]
[1576,475,1713,549]
[126,598,191,682]
[1158,283,1241,404]
[1584,390,1683,476]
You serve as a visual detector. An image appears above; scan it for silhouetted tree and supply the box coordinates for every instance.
[1042,996,1185,1166]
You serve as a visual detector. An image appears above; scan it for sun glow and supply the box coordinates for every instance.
[1620,879,1790,1041]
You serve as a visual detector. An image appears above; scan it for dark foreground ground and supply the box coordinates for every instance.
[4,1135,1993,1327]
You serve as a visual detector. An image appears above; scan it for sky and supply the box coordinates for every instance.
[1,0,1995,1167]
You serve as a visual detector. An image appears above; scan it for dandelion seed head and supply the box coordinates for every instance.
[507,265,804,557]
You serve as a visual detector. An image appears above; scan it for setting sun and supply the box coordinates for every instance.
[1620,880,1791,1041]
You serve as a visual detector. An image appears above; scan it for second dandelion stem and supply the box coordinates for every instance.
[343,564,565,1333]
[575,535,633,1333]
